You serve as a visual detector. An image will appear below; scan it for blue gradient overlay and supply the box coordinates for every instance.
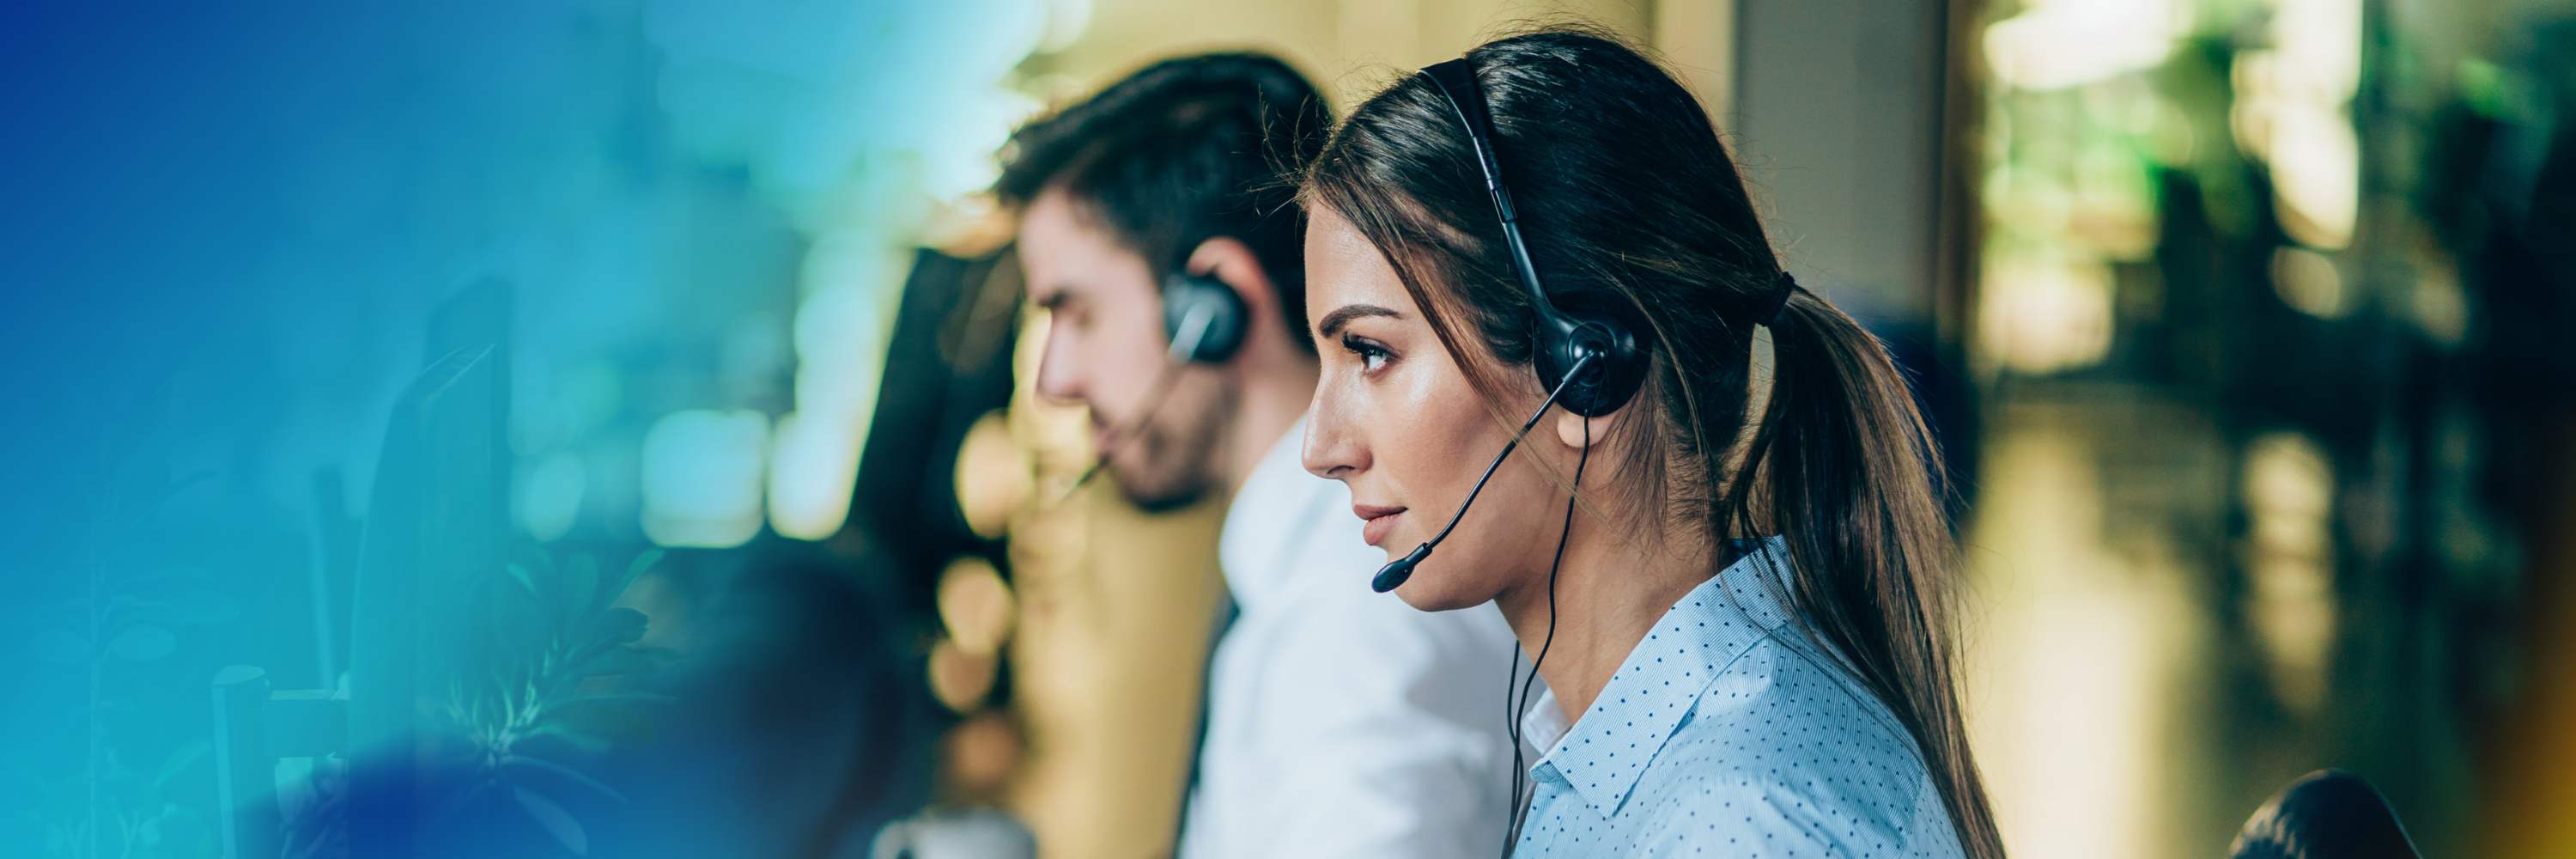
[0,1,1024,854]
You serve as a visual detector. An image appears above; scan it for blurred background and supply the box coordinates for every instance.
[1,0,2569,856]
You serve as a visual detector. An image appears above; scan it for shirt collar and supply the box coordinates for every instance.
[1518,686,1571,758]
[1523,537,1798,819]
[1217,417,1340,606]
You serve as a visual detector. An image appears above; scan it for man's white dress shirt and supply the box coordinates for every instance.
[1176,419,1524,859]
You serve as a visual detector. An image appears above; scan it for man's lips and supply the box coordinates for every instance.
[1353,504,1406,546]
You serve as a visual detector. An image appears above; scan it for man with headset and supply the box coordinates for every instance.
[997,52,1521,857]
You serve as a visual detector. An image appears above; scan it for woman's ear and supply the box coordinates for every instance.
[1552,408,1612,451]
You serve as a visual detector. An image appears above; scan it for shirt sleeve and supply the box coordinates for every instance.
[1224,581,1519,859]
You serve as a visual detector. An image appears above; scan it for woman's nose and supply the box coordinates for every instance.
[1301,390,1369,480]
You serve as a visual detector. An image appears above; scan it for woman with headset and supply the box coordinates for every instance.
[1296,27,2006,857]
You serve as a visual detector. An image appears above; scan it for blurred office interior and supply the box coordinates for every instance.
[5,0,2572,856]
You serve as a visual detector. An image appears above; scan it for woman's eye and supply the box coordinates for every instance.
[1340,335,1393,373]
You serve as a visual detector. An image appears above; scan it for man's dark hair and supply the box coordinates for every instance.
[997,52,1330,353]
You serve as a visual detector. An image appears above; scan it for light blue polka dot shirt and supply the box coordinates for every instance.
[1510,539,1966,857]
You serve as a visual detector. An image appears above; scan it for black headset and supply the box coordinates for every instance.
[1419,58,1648,417]
[1415,57,1654,856]
[1161,265,1249,364]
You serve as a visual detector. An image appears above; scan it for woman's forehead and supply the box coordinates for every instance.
[1303,205,1419,320]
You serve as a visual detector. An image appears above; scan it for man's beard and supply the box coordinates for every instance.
[1111,381,1237,514]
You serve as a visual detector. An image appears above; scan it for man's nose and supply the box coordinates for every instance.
[1032,326,1083,407]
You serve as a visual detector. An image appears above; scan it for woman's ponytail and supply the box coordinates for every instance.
[1725,280,2008,859]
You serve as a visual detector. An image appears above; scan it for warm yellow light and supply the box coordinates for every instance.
[2244,432,2332,533]
[2273,0,2362,103]
[939,556,1018,656]
[2269,246,2349,319]
[1978,253,2116,374]
[955,411,1030,540]
[929,637,999,713]
[1984,0,2190,91]
[2240,431,2337,716]
[2234,0,2363,249]
[2231,50,2281,158]
[2268,103,2360,249]
[2410,267,2470,347]
[2069,134,2162,260]
[944,710,1025,800]
[1965,422,2201,859]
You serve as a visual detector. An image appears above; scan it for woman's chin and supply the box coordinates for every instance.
[1390,574,1488,612]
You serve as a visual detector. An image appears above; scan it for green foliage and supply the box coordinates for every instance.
[420,545,674,856]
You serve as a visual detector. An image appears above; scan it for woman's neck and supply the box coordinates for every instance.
[1494,518,1717,725]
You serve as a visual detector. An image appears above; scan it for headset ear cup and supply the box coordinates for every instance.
[1534,311,1648,417]
[1585,319,1649,416]
[1163,273,1249,364]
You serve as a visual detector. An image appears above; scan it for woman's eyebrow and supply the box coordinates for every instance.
[1315,303,1402,338]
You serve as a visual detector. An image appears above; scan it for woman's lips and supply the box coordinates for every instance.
[1353,504,1406,546]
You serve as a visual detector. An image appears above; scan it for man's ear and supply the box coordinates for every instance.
[1185,236,1274,332]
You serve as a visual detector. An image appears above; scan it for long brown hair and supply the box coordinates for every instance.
[1300,27,2005,857]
